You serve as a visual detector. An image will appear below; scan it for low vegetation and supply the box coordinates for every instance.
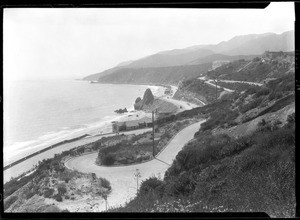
[97,118,196,166]
[109,61,295,216]
[98,63,211,85]
[110,115,295,217]
[173,78,223,104]
[4,143,112,212]
[207,52,294,83]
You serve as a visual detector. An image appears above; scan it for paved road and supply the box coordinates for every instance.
[4,128,152,183]
[216,79,263,86]
[205,80,235,93]
[65,120,206,211]
[161,96,201,112]
[197,77,263,93]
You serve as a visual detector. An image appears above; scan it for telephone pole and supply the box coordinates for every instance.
[152,110,155,157]
[213,79,218,100]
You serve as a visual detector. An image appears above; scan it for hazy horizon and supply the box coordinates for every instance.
[4,2,295,81]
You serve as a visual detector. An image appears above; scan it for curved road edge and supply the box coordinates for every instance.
[64,120,206,211]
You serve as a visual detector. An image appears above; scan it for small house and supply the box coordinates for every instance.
[158,111,174,119]
[125,120,140,130]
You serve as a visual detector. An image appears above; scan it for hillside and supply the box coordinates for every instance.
[83,66,123,81]
[207,51,295,83]
[110,72,295,217]
[203,30,294,55]
[123,49,214,69]
[98,63,212,86]
[188,53,258,65]
[172,51,294,106]
[83,30,294,82]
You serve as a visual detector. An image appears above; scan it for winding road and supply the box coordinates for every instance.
[64,120,205,211]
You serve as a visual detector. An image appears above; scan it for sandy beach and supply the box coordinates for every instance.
[3,109,153,183]
[3,85,185,183]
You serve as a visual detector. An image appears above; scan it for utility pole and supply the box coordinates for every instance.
[103,194,108,211]
[134,169,141,195]
[152,110,155,157]
[213,79,218,100]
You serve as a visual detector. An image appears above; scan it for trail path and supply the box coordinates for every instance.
[65,120,205,211]
[236,61,252,72]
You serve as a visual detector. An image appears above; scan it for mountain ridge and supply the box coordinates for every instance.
[83,30,294,82]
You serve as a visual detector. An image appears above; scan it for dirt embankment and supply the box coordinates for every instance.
[4,169,111,212]
[213,102,295,138]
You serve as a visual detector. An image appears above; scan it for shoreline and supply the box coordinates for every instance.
[87,80,176,89]
[3,83,166,182]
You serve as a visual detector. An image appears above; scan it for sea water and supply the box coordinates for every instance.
[3,79,162,166]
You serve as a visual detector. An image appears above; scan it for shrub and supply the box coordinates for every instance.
[239,97,264,113]
[254,87,271,98]
[4,196,18,210]
[268,91,283,101]
[60,172,73,183]
[286,113,295,126]
[57,183,67,195]
[139,177,165,196]
[100,178,111,190]
[26,191,36,199]
[44,188,54,198]
[102,153,116,165]
[245,86,261,95]
[53,194,63,202]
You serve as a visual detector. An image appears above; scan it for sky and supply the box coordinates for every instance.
[4,2,295,81]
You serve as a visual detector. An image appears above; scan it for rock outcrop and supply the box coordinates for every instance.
[114,108,128,114]
[134,88,154,110]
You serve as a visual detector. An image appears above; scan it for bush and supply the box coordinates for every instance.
[286,113,295,126]
[4,196,18,210]
[254,87,271,98]
[100,178,111,190]
[53,194,63,202]
[239,97,264,113]
[57,183,67,195]
[139,177,165,196]
[26,191,36,199]
[43,188,54,198]
[60,172,73,183]
[268,91,283,101]
[102,153,116,165]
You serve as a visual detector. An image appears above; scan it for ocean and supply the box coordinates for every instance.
[3,79,162,166]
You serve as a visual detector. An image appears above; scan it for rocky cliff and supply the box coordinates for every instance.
[134,88,155,110]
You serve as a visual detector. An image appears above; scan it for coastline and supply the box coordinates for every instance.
[3,83,165,182]
[87,80,175,89]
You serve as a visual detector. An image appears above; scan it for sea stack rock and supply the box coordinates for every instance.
[135,97,142,104]
[142,88,154,105]
[134,88,154,110]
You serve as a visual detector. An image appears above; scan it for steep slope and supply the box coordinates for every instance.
[83,66,123,81]
[207,51,295,83]
[98,63,212,85]
[173,51,294,107]
[124,49,214,69]
[111,72,295,217]
[188,53,258,65]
